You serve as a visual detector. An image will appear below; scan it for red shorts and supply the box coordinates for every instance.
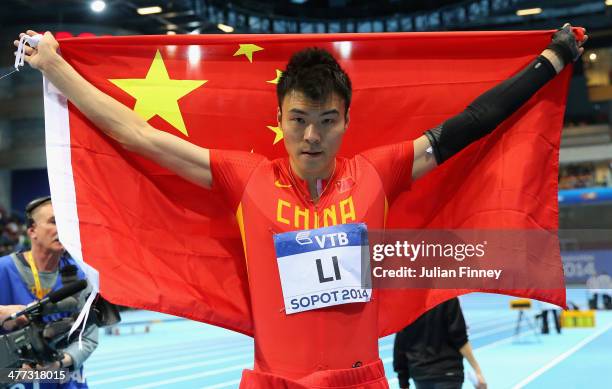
[239,359,389,389]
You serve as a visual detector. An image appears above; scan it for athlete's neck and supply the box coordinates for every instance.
[289,159,336,201]
[29,246,61,272]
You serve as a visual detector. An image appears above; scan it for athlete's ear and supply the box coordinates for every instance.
[277,107,282,127]
[344,108,350,130]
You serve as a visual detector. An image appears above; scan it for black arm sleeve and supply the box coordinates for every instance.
[424,55,557,164]
[393,332,411,388]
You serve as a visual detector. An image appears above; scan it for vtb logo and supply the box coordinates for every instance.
[295,231,313,245]
[296,231,349,247]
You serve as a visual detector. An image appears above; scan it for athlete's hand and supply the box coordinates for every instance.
[548,23,588,64]
[13,30,60,72]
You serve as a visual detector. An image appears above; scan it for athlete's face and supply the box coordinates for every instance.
[28,203,64,254]
[279,90,349,180]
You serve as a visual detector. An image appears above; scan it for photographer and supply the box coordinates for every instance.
[0,197,98,389]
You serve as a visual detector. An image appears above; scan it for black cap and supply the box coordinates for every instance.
[25,195,52,227]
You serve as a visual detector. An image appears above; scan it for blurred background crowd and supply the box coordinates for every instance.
[0,204,28,255]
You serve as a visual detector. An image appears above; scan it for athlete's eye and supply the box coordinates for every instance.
[292,117,306,124]
[322,118,335,125]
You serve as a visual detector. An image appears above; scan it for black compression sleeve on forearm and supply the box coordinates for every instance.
[424,55,558,164]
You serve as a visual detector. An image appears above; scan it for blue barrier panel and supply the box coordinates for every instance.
[559,188,612,205]
[562,249,612,283]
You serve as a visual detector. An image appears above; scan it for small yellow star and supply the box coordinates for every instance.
[233,44,264,63]
[109,50,206,136]
[266,69,283,84]
[267,125,283,145]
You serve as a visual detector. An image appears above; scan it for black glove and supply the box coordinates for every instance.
[547,23,581,65]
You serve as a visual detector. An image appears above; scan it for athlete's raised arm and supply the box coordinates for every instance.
[14,30,213,189]
[411,24,587,181]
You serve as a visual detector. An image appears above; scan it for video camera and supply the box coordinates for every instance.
[0,280,120,369]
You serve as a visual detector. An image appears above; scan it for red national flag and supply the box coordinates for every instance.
[44,31,568,337]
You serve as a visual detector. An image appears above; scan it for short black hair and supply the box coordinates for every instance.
[277,47,352,114]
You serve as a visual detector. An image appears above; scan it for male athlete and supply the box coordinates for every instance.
[15,24,586,388]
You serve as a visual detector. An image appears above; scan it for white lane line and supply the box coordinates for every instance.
[466,314,515,328]
[93,336,210,355]
[87,344,253,376]
[90,338,251,363]
[89,339,252,367]
[467,318,516,332]
[201,379,242,389]
[511,321,612,389]
[473,331,530,352]
[92,337,248,358]
[469,323,517,339]
[88,354,251,385]
[124,364,249,389]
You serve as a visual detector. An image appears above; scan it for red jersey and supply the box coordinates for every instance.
[210,141,413,380]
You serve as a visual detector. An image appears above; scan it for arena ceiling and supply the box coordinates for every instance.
[1,0,611,45]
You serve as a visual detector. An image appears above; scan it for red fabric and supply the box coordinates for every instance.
[210,149,266,209]
[240,359,388,389]
[54,31,569,341]
[360,142,414,200]
[210,146,411,376]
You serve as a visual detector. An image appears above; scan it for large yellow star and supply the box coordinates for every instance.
[233,44,264,63]
[109,50,206,137]
[266,69,283,84]
[267,125,283,145]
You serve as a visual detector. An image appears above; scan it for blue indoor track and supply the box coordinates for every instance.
[84,289,611,388]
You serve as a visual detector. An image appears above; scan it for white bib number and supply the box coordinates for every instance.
[273,223,371,315]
